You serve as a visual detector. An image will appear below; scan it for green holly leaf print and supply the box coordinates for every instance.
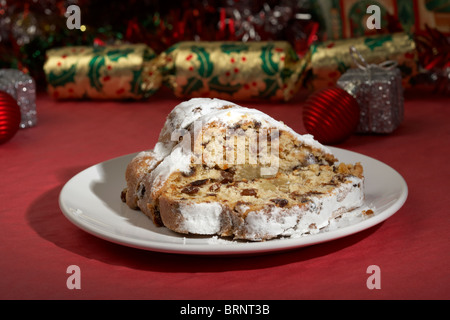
[191,46,213,78]
[334,57,350,74]
[130,69,143,96]
[208,76,242,95]
[47,63,77,87]
[256,78,279,99]
[260,44,279,76]
[106,48,134,61]
[88,54,105,91]
[182,77,204,95]
[364,34,393,51]
[280,68,294,82]
[165,42,180,55]
[130,68,157,98]
[287,47,299,62]
[143,48,157,62]
[86,48,134,92]
[220,43,249,54]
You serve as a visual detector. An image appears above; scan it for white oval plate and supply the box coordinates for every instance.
[59,147,407,255]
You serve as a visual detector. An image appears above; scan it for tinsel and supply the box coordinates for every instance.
[0,69,37,128]
[413,25,450,94]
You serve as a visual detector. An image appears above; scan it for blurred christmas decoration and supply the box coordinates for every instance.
[44,44,159,99]
[337,47,404,134]
[0,0,319,89]
[312,0,450,40]
[410,67,450,94]
[412,25,450,94]
[308,0,450,94]
[0,91,21,144]
[0,0,83,89]
[303,32,418,91]
[0,69,37,128]
[415,26,450,71]
[1,0,448,99]
[302,86,360,145]
[217,0,318,55]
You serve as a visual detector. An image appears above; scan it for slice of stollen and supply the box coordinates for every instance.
[122,98,364,241]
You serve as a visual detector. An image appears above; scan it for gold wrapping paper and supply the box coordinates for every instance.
[157,41,309,101]
[44,44,161,99]
[305,32,419,91]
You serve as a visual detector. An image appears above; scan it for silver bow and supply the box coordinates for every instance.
[349,46,398,71]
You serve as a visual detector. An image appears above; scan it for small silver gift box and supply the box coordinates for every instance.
[0,69,37,128]
[337,48,404,134]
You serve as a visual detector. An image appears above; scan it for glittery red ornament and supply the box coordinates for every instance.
[302,87,360,145]
[0,91,21,144]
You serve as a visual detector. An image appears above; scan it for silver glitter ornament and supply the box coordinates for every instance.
[337,47,404,134]
[0,69,37,128]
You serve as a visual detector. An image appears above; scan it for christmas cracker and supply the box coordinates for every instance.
[43,44,160,99]
[157,41,309,101]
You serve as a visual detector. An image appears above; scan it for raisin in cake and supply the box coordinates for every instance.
[122,98,364,241]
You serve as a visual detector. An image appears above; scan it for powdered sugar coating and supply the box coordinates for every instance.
[177,202,224,235]
[158,98,330,153]
[158,98,237,142]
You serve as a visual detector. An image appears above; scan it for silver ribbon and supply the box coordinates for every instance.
[349,46,398,71]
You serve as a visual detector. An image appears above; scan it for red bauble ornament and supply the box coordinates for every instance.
[0,91,21,144]
[303,87,360,145]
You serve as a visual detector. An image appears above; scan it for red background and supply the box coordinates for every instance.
[1,88,449,299]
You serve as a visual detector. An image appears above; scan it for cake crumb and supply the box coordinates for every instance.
[207,236,237,245]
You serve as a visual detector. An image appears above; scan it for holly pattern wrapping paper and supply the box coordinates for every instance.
[157,41,309,101]
[44,44,160,99]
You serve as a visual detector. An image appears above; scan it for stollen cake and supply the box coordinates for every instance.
[121,98,364,241]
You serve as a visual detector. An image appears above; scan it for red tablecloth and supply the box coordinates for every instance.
[1,88,449,300]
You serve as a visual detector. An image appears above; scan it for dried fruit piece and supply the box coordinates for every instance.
[240,189,258,196]
[271,198,288,207]
[181,185,199,195]
[190,179,209,186]
[209,183,221,192]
